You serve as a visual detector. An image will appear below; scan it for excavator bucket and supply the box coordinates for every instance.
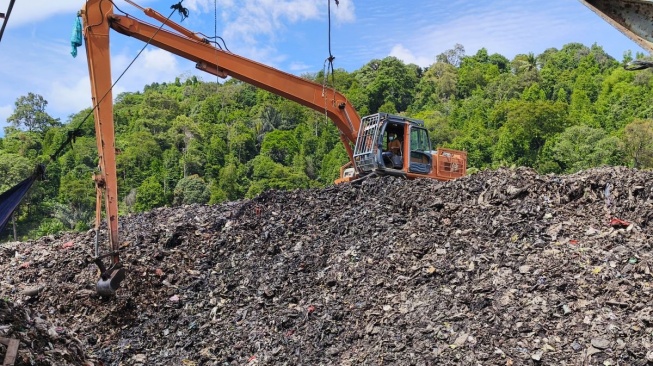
[579,0,653,54]
[94,256,126,297]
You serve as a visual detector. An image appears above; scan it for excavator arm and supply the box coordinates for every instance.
[82,0,124,296]
[107,13,361,145]
[81,0,361,295]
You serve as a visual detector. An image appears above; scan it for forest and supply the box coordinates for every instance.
[1,42,653,241]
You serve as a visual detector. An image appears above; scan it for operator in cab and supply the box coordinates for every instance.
[388,133,401,155]
[383,133,402,168]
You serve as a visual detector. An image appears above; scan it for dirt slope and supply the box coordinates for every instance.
[1,167,653,365]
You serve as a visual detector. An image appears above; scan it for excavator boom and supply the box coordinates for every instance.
[108,15,361,143]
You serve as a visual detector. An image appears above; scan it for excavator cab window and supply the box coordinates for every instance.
[381,123,404,169]
[408,127,432,174]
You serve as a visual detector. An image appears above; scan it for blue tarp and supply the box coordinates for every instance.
[70,16,82,58]
[0,168,42,234]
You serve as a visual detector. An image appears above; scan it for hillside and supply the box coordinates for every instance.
[1,167,652,365]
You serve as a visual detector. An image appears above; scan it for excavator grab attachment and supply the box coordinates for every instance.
[579,0,653,54]
[95,260,126,297]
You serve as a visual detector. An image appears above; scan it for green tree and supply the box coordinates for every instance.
[494,100,567,166]
[1,127,43,159]
[412,109,460,148]
[169,115,205,177]
[116,130,162,193]
[436,43,466,67]
[135,176,167,212]
[261,130,299,165]
[356,56,419,113]
[161,148,183,201]
[511,52,538,74]
[228,120,257,163]
[204,126,229,180]
[58,166,95,230]
[622,119,653,168]
[594,67,650,131]
[545,125,622,173]
[0,153,33,192]
[173,174,210,205]
[413,61,458,109]
[7,93,61,133]
[212,156,249,202]
[252,108,276,148]
[456,48,503,99]
[246,155,310,197]
[320,144,348,184]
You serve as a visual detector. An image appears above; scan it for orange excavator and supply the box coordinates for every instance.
[81,0,653,296]
[80,0,467,295]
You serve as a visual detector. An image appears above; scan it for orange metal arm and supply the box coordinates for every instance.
[82,0,120,265]
[104,11,361,151]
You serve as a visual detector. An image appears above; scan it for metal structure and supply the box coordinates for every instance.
[0,0,17,43]
[353,114,383,173]
[579,0,653,54]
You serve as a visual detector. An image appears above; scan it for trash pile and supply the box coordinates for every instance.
[0,284,86,365]
[1,166,653,365]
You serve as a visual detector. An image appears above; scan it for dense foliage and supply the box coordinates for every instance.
[2,43,653,240]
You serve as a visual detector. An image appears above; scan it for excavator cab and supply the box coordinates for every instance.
[350,113,466,181]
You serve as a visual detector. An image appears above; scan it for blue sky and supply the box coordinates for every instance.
[0,0,647,133]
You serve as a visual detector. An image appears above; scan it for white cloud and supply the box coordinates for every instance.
[0,35,86,122]
[217,1,320,45]
[4,0,158,28]
[389,44,432,67]
[110,48,182,93]
[336,0,637,70]
[3,0,355,77]
[183,0,221,14]
[5,0,79,27]
[0,105,12,133]
[332,0,355,23]
[0,38,187,123]
[46,77,91,119]
[173,0,354,59]
[289,61,311,72]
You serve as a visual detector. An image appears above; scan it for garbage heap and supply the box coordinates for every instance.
[1,166,652,365]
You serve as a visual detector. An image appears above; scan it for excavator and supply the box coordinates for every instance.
[80,0,467,296]
[81,0,653,296]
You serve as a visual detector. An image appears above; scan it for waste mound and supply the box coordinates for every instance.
[1,167,653,365]
[0,291,86,365]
